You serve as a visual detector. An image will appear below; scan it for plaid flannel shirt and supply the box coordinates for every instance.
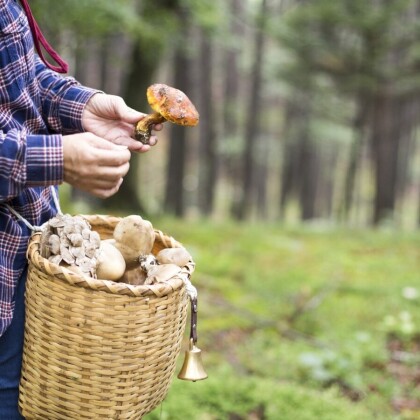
[0,0,97,336]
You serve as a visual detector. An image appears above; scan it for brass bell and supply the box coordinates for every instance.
[177,338,208,381]
[177,297,208,382]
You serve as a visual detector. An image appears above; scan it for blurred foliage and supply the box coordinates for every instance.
[32,0,420,224]
[184,0,228,32]
[275,0,420,93]
[32,0,226,44]
[32,0,140,36]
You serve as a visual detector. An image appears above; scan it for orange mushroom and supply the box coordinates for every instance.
[134,83,199,144]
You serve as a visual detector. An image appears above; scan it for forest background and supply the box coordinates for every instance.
[33,0,419,418]
[34,0,420,226]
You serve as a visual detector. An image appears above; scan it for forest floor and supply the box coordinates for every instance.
[143,219,420,420]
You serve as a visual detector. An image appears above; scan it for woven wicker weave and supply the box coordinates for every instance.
[19,215,194,419]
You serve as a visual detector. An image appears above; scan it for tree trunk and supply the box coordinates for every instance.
[101,33,133,96]
[279,93,315,220]
[223,0,244,137]
[164,11,191,217]
[100,39,155,214]
[164,124,187,216]
[223,0,245,218]
[340,93,370,221]
[197,30,217,216]
[74,37,102,89]
[395,95,419,203]
[100,0,181,214]
[234,0,268,220]
[370,90,400,225]
[279,141,297,219]
[299,129,318,221]
[370,89,420,226]
[279,101,301,218]
[318,147,339,219]
[70,37,103,209]
[255,134,269,219]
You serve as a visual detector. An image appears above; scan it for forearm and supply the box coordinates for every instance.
[35,57,98,134]
[0,129,63,202]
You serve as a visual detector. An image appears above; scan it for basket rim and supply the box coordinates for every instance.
[26,214,195,298]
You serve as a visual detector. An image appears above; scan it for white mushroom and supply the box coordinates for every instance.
[96,240,126,281]
[112,215,155,269]
[156,247,191,267]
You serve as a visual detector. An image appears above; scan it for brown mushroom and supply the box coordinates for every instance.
[144,263,182,285]
[134,83,199,144]
[119,267,147,286]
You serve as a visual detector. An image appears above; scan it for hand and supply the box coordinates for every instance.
[62,133,131,198]
[82,93,162,152]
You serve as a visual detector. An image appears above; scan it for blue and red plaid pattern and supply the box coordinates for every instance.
[0,0,97,336]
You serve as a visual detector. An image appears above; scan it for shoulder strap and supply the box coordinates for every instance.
[19,0,68,74]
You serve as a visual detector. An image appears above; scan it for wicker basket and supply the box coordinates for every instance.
[19,215,194,420]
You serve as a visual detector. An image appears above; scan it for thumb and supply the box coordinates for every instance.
[122,106,148,124]
[108,95,144,123]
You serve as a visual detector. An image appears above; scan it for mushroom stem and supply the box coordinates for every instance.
[134,112,166,144]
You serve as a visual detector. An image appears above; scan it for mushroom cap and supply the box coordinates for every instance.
[147,84,199,126]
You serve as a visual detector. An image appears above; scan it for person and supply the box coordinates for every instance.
[0,0,160,417]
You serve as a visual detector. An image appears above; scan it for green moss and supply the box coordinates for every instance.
[146,219,419,418]
[145,367,374,420]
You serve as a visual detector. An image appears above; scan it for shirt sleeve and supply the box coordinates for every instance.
[35,56,99,134]
[0,129,63,202]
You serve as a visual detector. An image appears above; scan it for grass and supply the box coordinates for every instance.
[143,218,420,419]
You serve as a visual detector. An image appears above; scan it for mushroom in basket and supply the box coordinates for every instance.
[134,83,199,144]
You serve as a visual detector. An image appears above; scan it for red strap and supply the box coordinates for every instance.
[19,0,68,73]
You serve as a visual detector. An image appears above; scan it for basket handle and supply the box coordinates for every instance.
[190,297,198,344]
[4,186,61,231]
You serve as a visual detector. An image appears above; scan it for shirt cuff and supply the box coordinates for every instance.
[25,134,63,186]
[57,85,99,133]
